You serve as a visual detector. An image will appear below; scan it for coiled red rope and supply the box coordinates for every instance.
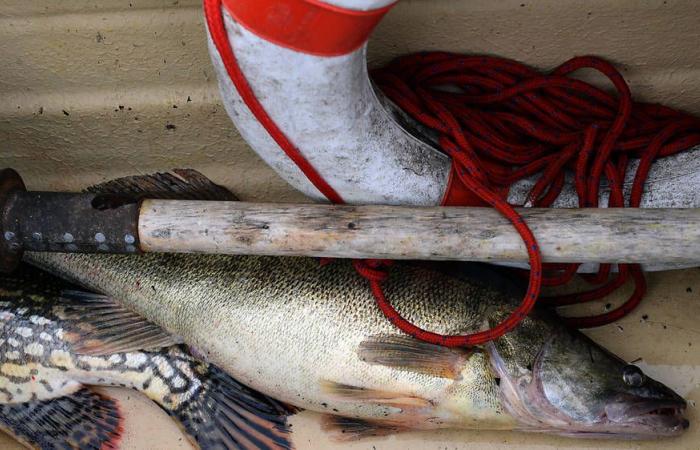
[372,53,700,331]
[204,0,700,345]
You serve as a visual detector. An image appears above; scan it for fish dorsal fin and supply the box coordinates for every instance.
[59,290,182,355]
[320,415,407,441]
[171,361,296,450]
[0,388,122,449]
[87,169,238,203]
[358,334,473,379]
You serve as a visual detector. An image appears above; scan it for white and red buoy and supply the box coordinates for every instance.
[205,0,452,206]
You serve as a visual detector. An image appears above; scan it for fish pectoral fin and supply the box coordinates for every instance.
[165,362,296,450]
[321,415,408,441]
[320,380,432,410]
[0,387,122,450]
[358,334,474,379]
[59,290,183,355]
[87,168,238,201]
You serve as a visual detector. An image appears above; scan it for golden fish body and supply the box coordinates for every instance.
[26,253,688,438]
[27,253,513,430]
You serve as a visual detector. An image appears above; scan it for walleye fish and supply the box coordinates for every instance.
[26,171,688,440]
[0,264,293,450]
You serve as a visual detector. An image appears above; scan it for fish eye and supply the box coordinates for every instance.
[622,365,646,387]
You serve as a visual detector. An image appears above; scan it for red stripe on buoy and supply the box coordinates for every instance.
[221,0,395,57]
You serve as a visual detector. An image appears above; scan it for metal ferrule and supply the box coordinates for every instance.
[1,169,140,272]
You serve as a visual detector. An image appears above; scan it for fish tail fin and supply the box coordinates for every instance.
[0,388,123,449]
[163,362,295,450]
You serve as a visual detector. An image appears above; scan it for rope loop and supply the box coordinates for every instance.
[352,259,393,283]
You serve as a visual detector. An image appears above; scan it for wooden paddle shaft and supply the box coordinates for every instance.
[138,200,700,264]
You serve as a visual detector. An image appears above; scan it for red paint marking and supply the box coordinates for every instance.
[220,0,394,56]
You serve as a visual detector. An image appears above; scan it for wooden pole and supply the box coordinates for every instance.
[138,200,700,264]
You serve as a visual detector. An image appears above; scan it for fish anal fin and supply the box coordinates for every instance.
[59,290,182,355]
[0,388,122,449]
[321,415,408,442]
[320,380,432,410]
[87,169,238,201]
[162,360,295,450]
[358,334,474,379]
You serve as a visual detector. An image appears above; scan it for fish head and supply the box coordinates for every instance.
[486,311,688,438]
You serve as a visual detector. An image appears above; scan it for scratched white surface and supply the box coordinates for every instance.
[208,8,452,206]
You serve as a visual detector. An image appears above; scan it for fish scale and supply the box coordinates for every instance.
[0,286,203,409]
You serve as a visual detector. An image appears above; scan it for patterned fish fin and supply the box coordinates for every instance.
[320,380,432,410]
[0,388,122,449]
[165,363,295,450]
[86,169,238,202]
[358,334,473,379]
[59,290,182,355]
[320,415,407,441]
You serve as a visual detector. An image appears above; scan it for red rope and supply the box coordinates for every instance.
[205,1,700,343]
[373,52,700,329]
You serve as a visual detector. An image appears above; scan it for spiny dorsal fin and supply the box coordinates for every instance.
[358,334,473,379]
[168,360,296,450]
[86,169,238,203]
[0,388,122,449]
[59,290,182,355]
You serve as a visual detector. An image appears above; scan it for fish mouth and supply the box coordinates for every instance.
[486,342,689,438]
[599,398,689,437]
